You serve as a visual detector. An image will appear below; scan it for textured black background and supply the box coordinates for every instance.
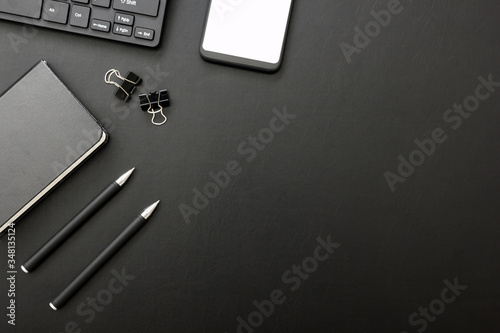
[1,0,499,332]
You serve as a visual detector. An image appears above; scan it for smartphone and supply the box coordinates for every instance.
[200,0,294,72]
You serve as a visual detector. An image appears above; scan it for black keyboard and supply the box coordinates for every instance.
[0,0,167,47]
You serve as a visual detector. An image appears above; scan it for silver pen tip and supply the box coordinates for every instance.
[141,200,160,220]
[116,168,135,186]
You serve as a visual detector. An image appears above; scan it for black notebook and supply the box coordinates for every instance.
[0,60,108,234]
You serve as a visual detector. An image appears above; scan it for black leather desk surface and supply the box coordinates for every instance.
[1,1,499,332]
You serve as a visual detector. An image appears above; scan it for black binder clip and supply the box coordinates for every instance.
[139,90,170,126]
[104,69,142,102]
[139,90,170,111]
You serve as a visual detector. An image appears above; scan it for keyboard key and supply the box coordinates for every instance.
[91,19,111,32]
[113,24,132,37]
[92,0,111,8]
[43,1,70,25]
[135,27,154,40]
[113,0,160,17]
[115,13,134,26]
[0,0,43,19]
[72,0,90,4]
[70,6,91,28]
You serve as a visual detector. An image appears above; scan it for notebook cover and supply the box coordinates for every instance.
[0,60,108,234]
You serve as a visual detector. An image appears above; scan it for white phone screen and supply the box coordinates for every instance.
[202,0,293,66]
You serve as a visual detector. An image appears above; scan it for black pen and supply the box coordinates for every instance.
[21,168,135,273]
[49,200,160,310]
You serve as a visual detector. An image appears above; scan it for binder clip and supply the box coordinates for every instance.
[139,90,170,126]
[104,69,142,102]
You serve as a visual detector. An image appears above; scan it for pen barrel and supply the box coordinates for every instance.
[51,215,146,309]
[22,182,121,273]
